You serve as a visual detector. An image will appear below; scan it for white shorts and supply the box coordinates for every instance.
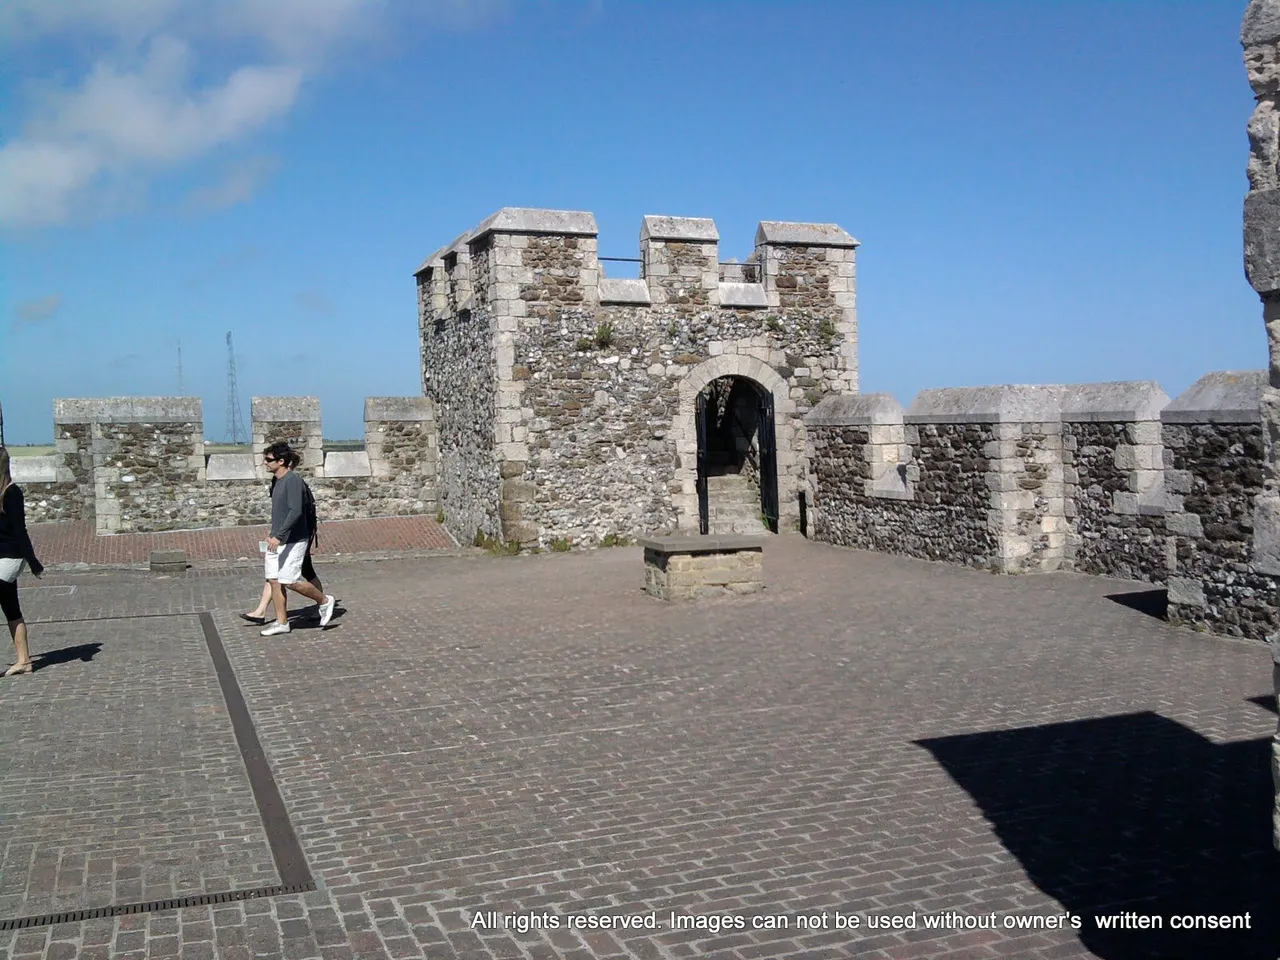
[264,541,307,584]
[0,558,25,583]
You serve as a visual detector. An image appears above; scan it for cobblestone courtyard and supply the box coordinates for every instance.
[0,534,1275,959]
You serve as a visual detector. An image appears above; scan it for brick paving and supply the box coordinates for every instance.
[29,516,455,567]
[0,534,1275,958]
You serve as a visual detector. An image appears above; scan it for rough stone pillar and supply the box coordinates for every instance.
[364,396,437,511]
[754,222,860,394]
[640,216,719,309]
[51,400,96,524]
[251,397,323,479]
[1241,0,1280,850]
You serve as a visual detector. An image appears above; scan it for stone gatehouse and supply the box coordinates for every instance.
[416,208,859,548]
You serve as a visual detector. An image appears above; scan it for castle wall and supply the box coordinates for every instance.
[419,235,500,542]
[16,396,437,534]
[1239,0,1280,850]
[807,373,1276,639]
[417,209,859,548]
[1162,372,1272,639]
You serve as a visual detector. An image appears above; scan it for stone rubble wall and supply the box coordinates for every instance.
[417,209,860,549]
[1162,372,1271,639]
[1063,421,1168,582]
[807,374,1277,638]
[19,396,437,534]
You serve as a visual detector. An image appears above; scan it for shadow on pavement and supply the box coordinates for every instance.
[917,712,1278,959]
[1247,694,1277,715]
[31,642,103,672]
[1105,588,1169,621]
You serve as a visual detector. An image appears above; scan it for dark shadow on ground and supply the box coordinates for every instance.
[1248,694,1278,715]
[288,606,346,628]
[1105,588,1168,621]
[31,642,103,672]
[917,712,1277,959]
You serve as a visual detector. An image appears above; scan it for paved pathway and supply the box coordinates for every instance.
[0,535,1275,958]
[29,517,456,567]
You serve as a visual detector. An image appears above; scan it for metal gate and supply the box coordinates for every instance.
[757,387,779,533]
[695,389,709,535]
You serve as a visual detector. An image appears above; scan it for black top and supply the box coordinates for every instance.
[0,483,44,574]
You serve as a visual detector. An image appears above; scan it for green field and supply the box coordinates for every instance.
[205,440,366,454]
[7,441,364,457]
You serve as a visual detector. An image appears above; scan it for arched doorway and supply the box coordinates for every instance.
[695,376,779,535]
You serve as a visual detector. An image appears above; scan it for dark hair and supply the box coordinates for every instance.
[264,441,300,468]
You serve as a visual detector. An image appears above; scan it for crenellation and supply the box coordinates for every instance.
[23,395,438,533]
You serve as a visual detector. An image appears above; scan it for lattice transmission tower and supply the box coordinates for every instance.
[224,331,247,444]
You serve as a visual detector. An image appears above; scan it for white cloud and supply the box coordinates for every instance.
[13,293,64,328]
[183,156,280,213]
[0,0,457,229]
[295,290,336,315]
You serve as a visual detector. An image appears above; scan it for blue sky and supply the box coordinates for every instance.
[0,0,1262,444]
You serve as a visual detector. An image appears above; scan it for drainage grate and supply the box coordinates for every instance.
[0,882,316,931]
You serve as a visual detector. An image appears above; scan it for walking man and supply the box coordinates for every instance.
[260,442,335,636]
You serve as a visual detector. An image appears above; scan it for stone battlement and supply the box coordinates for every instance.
[806,371,1268,639]
[13,396,437,534]
[414,207,859,314]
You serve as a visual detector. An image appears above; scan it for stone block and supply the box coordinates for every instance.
[325,451,372,478]
[1252,494,1280,575]
[1245,188,1280,295]
[1161,370,1265,424]
[754,221,859,248]
[149,549,188,574]
[205,454,256,481]
[10,456,59,483]
[1165,512,1204,539]
[1112,492,1141,516]
[1125,421,1162,445]
[1058,381,1169,422]
[252,396,320,423]
[641,216,718,242]
[1167,577,1206,609]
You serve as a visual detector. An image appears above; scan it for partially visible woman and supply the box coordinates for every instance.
[240,451,324,625]
[0,447,44,677]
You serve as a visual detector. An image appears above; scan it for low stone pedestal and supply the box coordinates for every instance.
[149,549,188,574]
[640,535,764,601]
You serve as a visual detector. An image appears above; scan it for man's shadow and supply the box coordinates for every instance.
[30,642,102,672]
[917,708,1278,958]
[288,605,347,630]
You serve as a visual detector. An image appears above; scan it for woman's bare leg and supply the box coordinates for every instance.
[5,619,32,676]
[246,581,275,619]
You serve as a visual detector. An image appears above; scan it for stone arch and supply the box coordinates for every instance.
[671,355,797,533]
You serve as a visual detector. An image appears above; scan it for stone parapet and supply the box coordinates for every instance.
[1160,370,1271,638]
[54,397,202,424]
[252,396,323,478]
[25,396,440,532]
[1160,370,1265,423]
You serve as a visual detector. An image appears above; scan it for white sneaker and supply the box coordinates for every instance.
[260,621,291,637]
[318,595,337,628]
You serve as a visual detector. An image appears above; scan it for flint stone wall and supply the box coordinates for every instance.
[808,394,998,568]
[24,396,437,533]
[1163,372,1272,639]
[418,209,859,549]
[17,421,94,523]
[808,375,1277,639]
